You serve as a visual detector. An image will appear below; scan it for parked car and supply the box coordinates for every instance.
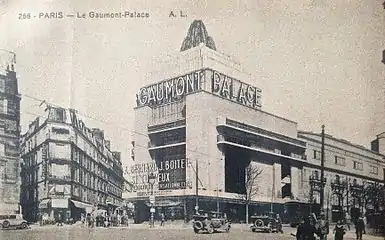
[0,214,28,229]
[250,213,280,233]
[192,211,231,234]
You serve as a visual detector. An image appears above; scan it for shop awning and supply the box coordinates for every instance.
[71,200,94,211]
[51,198,68,208]
[39,199,51,209]
[145,200,182,207]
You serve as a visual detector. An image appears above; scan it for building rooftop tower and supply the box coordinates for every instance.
[180,20,216,52]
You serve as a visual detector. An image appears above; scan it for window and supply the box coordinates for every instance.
[353,161,363,171]
[0,98,7,114]
[313,170,319,178]
[313,150,321,160]
[334,156,346,166]
[370,165,378,175]
[50,143,70,160]
[53,108,66,122]
[51,164,70,179]
[0,79,4,92]
[0,143,4,156]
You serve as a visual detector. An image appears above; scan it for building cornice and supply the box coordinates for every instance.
[298,131,385,160]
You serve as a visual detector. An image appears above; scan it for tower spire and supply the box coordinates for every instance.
[180,20,216,52]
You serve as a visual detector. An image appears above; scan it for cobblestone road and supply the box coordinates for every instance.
[1,224,383,240]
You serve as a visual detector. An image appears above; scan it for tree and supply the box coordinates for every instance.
[244,164,263,224]
[363,182,385,212]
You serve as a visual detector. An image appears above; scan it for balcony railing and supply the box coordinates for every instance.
[148,113,185,127]
[225,119,307,147]
[217,134,306,160]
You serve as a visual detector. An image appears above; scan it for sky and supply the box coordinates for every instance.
[1,0,384,171]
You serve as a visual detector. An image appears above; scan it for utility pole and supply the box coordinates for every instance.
[271,164,275,213]
[195,159,199,214]
[216,186,219,212]
[346,177,349,217]
[320,125,325,211]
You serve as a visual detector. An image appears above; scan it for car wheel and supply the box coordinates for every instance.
[255,219,264,227]
[2,221,10,228]
[21,222,28,229]
[252,228,256,232]
[193,228,200,234]
[207,225,214,234]
[194,221,203,229]
[226,225,230,233]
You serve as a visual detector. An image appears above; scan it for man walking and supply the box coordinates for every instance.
[355,216,365,240]
[160,213,165,226]
[296,216,317,240]
[318,212,329,240]
[345,213,351,231]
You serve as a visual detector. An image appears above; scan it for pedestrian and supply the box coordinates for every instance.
[334,220,346,240]
[296,216,317,240]
[345,213,351,231]
[86,214,91,228]
[276,213,283,233]
[318,212,329,240]
[160,213,165,226]
[355,216,365,240]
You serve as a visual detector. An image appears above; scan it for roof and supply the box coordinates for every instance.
[298,130,384,157]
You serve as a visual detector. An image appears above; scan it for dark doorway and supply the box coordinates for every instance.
[224,146,250,194]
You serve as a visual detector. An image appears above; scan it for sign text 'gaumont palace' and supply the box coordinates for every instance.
[136,69,262,110]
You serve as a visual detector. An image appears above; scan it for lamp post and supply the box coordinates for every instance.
[195,159,199,215]
[148,172,156,228]
[349,179,364,219]
[331,176,347,221]
[309,173,327,214]
[320,125,325,209]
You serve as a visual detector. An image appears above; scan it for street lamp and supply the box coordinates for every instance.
[331,176,347,221]
[309,173,327,214]
[148,172,156,227]
[349,179,364,217]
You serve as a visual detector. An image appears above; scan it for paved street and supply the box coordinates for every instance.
[1,224,383,240]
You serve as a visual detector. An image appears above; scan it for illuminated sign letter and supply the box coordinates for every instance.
[212,71,222,93]
[255,89,262,107]
[165,79,175,100]
[176,77,185,96]
[148,86,156,104]
[156,83,164,103]
[186,73,195,92]
[221,76,232,98]
[237,84,247,105]
[246,85,255,103]
[138,88,148,105]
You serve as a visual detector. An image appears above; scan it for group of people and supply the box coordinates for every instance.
[296,212,366,240]
[83,213,130,228]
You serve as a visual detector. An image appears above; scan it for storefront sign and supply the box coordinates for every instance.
[210,70,262,109]
[130,160,187,192]
[136,70,203,106]
[158,159,186,190]
[130,163,158,192]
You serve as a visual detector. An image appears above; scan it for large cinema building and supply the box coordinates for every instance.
[126,20,385,223]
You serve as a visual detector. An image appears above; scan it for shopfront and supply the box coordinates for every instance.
[38,198,69,223]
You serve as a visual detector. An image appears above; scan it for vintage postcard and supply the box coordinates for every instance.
[0,0,384,239]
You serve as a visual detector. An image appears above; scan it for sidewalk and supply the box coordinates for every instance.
[26,221,385,239]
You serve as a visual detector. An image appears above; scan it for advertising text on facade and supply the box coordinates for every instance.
[136,70,203,107]
[210,70,262,109]
[158,158,186,190]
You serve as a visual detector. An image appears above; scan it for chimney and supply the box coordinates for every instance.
[91,128,104,141]
[105,140,111,149]
[113,151,121,162]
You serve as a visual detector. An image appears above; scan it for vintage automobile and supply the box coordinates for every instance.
[192,211,231,234]
[250,213,281,233]
[0,214,28,229]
